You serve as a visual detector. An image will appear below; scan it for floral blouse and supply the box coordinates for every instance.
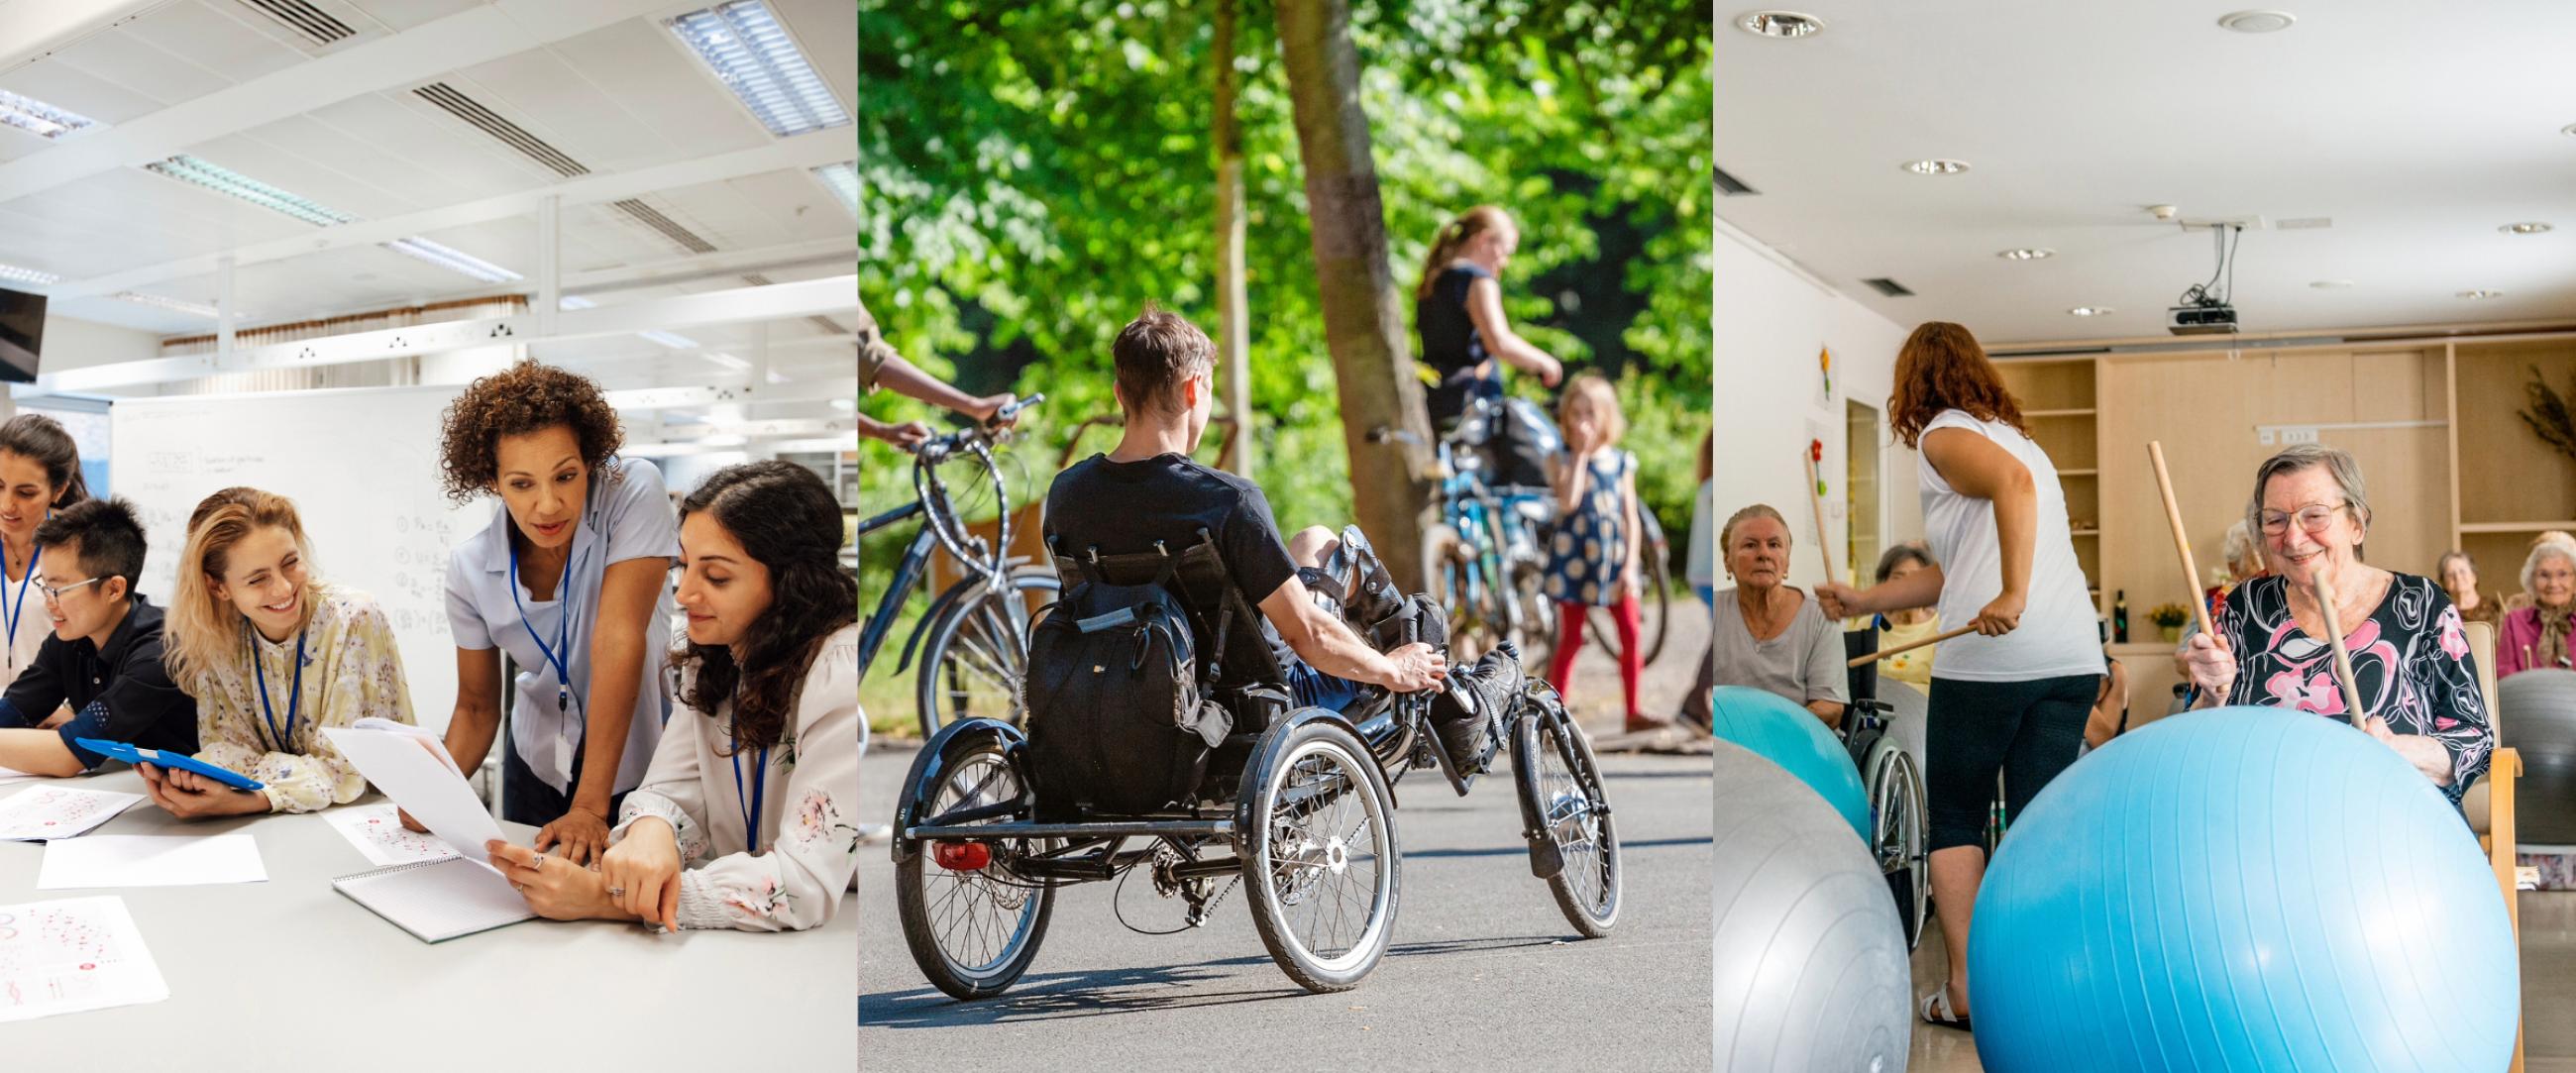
[609,623,858,932]
[2201,572,2493,804]
[193,582,418,812]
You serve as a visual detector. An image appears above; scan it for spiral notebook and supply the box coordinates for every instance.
[332,856,535,943]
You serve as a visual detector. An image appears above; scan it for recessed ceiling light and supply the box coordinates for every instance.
[2458,289,2505,300]
[811,162,857,215]
[2068,307,2112,317]
[1901,159,1970,175]
[2217,10,2296,33]
[2564,122,2576,138]
[2502,222,2554,235]
[0,263,60,286]
[2310,279,2354,289]
[668,1,851,138]
[113,291,229,318]
[0,88,102,141]
[1736,11,1825,38]
[1998,248,2054,261]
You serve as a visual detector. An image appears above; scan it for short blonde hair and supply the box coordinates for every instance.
[1557,372,1626,447]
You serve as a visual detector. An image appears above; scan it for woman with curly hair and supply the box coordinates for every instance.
[486,461,858,930]
[418,361,678,865]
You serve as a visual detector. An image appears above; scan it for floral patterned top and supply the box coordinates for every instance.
[192,582,418,813]
[2200,572,2494,804]
[609,623,858,932]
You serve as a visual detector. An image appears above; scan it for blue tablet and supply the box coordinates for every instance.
[74,738,265,791]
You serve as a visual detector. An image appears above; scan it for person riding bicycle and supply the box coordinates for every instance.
[1413,206,1564,428]
[859,294,1019,447]
[1044,306,1523,767]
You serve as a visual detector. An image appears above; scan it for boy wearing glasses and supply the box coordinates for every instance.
[0,497,196,776]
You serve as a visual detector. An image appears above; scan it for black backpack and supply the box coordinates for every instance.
[1022,555,1234,819]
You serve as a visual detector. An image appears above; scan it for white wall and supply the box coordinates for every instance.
[30,315,160,374]
[1713,222,1914,590]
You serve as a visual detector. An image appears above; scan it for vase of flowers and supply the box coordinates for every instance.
[2150,602,2190,643]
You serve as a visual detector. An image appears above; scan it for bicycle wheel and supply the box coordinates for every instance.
[895,736,1054,1000]
[1868,741,1928,950]
[1586,509,1670,666]
[915,567,1059,737]
[1242,718,1401,993]
[1508,552,1556,673]
[1513,693,1621,936]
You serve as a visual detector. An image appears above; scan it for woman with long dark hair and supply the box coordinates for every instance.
[487,461,858,930]
[0,414,88,693]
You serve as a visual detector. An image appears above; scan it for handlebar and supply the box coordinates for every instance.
[908,393,1046,461]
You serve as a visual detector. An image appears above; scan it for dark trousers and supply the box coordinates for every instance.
[501,733,630,828]
[1924,673,2098,852]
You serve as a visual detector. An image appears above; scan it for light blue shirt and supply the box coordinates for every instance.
[445,456,678,796]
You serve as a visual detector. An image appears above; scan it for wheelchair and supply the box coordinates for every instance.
[1843,628,1930,951]
[889,530,1621,998]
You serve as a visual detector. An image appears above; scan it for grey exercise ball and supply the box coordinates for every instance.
[2500,668,2576,845]
[1713,739,1911,1073]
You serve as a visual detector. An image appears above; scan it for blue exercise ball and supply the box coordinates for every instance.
[1969,705,2519,1073]
[1708,686,1867,840]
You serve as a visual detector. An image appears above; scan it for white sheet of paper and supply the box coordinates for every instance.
[37,834,268,889]
[0,764,39,782]
[0,896,171,1022]
[320,804,460,867]
[321,727,507,878]
[0,785,144,841]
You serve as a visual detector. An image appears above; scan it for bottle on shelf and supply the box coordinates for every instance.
[2113,590,2130,644]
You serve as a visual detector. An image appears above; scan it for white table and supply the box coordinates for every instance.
[0,770,853,1069]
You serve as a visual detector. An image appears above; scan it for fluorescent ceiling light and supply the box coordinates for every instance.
[669,2,851,138]
[0,263,61,286]
[144,155,519,284]
[639,330,700,349]
[385,237,522,282]
[1901,159,1970,175]
[558,295,596,310]
[829,397,854,411]
[812,162,857,214]
[113,291,227,318]
[704,351,752,371]
[0,88,102,141]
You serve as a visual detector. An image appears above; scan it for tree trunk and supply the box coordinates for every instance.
[1274,0,1436,592]
[1214,0,1255,479]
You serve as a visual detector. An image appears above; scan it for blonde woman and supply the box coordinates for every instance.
[1414,205,1563,425]
[146,487,416,818]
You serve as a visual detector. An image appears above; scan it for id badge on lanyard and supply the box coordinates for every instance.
[511,539,590,788]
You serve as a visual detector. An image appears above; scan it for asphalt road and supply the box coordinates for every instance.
[856,738,1713,1072]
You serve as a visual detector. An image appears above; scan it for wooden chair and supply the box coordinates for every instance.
[2463,618,2524,1073]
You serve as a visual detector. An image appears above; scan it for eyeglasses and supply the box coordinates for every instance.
[37,577,102,603]
[2259,503,2350,537]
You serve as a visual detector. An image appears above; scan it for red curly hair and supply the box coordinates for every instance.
[1887,321,2027,448]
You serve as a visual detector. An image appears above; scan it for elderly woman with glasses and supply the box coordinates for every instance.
[2180,445,2493,803]
[2496,539,2576,678]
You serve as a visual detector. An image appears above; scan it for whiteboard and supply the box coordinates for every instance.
[111,384,480,733]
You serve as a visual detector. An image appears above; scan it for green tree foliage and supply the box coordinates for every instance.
[858,0,1710,588]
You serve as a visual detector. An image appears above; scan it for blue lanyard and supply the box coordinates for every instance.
[1,540,37,671]
[507,538,586,720]
[733,740,770,848]
[251,624,305,753]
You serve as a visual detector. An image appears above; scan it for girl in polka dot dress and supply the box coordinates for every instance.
[1543,373,1653,731]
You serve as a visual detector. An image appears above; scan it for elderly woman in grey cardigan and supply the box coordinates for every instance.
[1711,504,1847,729]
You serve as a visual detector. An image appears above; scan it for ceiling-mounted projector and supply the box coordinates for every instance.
[2168,303,2238,335]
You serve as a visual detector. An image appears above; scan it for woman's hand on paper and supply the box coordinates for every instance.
[486,839,624,922]
[137,762,268,819]
[599,817,684,932]
[535,805,611,866]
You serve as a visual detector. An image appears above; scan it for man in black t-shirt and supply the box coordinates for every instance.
[1045,308,1447,706]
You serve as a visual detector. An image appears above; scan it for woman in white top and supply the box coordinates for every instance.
[1816,321,2101,1030]
[488,461,858,931]
[425,362,677,865]
[0,414,87,702]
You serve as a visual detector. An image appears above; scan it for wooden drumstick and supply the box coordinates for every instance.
[2312,569,2368,723]
[1804,450,1838,584]
[2147,441,2217,639]
[1848,624,1978,668]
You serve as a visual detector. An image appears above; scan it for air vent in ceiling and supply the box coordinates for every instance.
[414,84,589,178]
[1863,277,1914,297]
[1713,165,1759,196]
[612,199,717,255]
[2276,217,2332,230]
[236,0,356,46]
